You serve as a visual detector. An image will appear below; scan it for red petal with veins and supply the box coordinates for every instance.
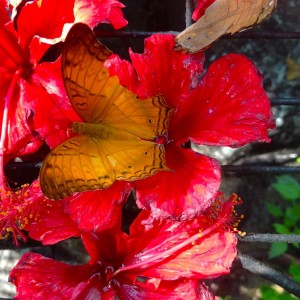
[106,34,205,103]
[173,53,275,147]
[117,279,216,300]
[65,181,132,232]
[25,198,81,245]
[0,26,26,75]
[141,231,236,280]
[25,183,131,244]
[9,253,109,299]
[31,59,80,149]
[15,0,127,49]
[135,146,221,220]
[10,253,213,299]
[120,209,237,281]
[15,0,75,47]
[74,0,128,29]
[105,54,140,92]
[1,78,43,161]
[26,187,129,244]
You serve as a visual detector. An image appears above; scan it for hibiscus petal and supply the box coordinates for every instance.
[141,232,236,280]
[135,146,221,220]
[15,0,75,47]
[0,25,26,66]
[74,0,128,29]
[106,34,204,104]
[9,253,110,299]
[0,0,10,25]
[82,229,125,265]
[119,204,237,280]
[14,0,127,49]
[105,54,140,92]
[26,182,131,244]
[31,59,80,149]
[25,198,81,244]
[173,53,275,147]
[65,181,132,232]
[1,78,43,160]
[116,278,215,300]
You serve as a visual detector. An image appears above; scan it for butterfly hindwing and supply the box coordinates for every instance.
[40,135,166,199]
[40,136,115,199]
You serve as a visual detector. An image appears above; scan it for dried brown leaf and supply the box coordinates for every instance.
[175,0,277,53]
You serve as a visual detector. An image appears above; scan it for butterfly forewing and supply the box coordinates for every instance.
[62,23,112,122]
[62,23,172,139]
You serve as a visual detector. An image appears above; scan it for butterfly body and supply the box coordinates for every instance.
[72,121,135,140]
[40,23,172,199]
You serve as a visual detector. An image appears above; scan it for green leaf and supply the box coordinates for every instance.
[269,242,288,258]
[273,223,290,234]
[260,286,297,300]
[284,205,300,227]
[289,262,300,282]
[272,175,300,201]
[266,202,284,217]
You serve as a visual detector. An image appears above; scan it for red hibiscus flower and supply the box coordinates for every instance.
[9,193,239,299]
[0,0,127,162]
[106,34,274,220]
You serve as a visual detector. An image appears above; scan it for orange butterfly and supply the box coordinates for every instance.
[39,23,172,200]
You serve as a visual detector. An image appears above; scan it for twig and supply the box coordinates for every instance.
[238,252,300,297]
[94,30,300,39]
[0,238,42,250]
[238,233,300,243]
[185,0,194,28]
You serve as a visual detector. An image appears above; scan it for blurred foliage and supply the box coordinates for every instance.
[266,175,300,258]
[260,286,297,300]
[261,175,300,299]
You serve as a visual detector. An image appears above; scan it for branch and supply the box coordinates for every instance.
[185,0,194,28]
[238,233,300,243]
[0,238,42,250]
[238,252,300,297]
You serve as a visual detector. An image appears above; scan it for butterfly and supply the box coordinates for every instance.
[175,0,277,53]
[39,23,173,200]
